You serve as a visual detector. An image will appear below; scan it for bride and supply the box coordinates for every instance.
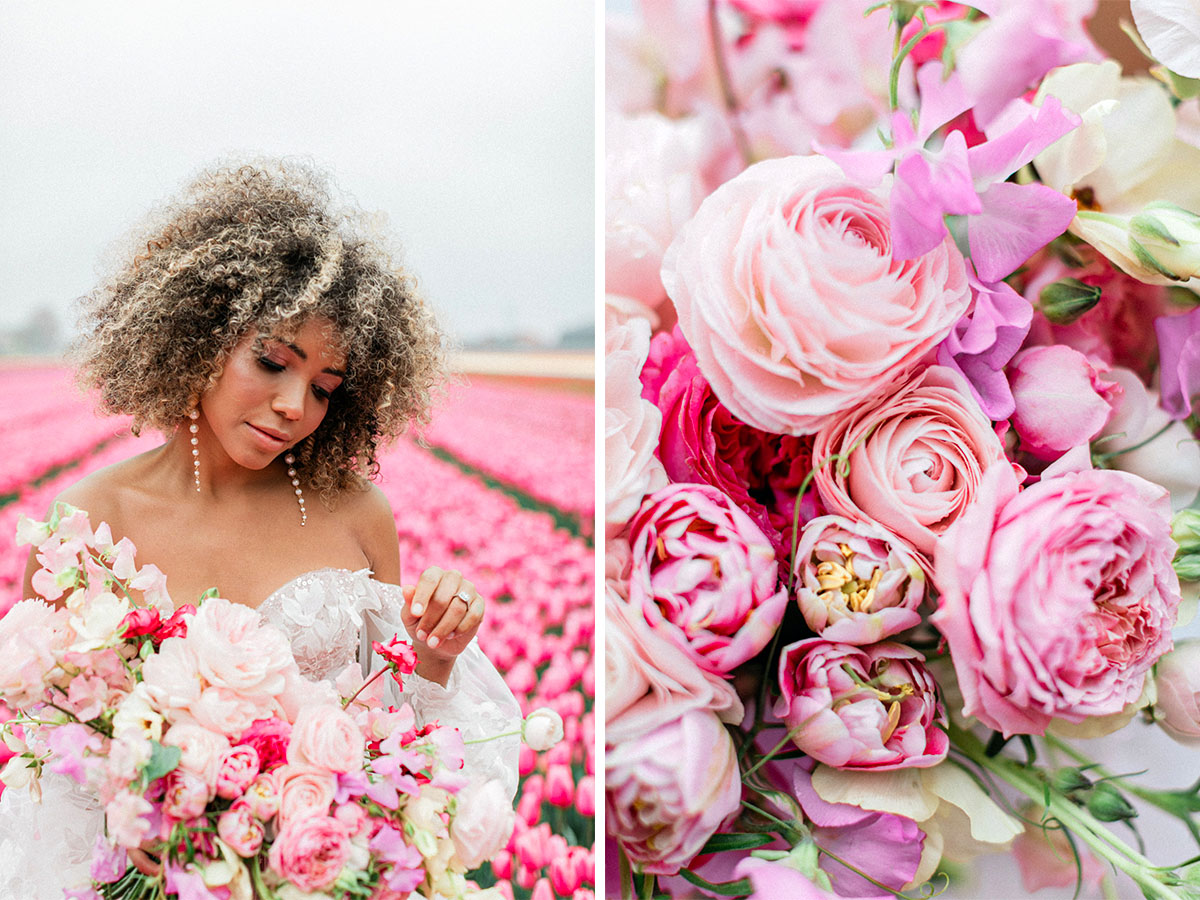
[0,160,521,897]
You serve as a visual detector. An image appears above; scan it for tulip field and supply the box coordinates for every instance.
[0,363,596,900]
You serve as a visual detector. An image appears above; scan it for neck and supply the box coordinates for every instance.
[160,423,285,500]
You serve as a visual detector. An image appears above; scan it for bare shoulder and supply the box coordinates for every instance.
[334,477,400,580]
[49,449,160,526]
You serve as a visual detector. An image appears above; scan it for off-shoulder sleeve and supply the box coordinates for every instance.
[357,581,521,803]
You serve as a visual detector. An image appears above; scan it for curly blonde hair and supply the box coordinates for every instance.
[73,158,447,499]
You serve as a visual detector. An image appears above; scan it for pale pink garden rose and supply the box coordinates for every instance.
[605,708,742,875]
[662,155,970,436]
[606,316,667,537]
[268,815,352,893]
[792,515,926,645]
[1154,640,1200,744]
[1009,344,1120,459]
[812,365,1013,558]
[186,597,294,698]
[286,704,363,774]
[775,639,948,770]
[932,465,1182,737]
[275,764,338,829]
[627,483,788,677]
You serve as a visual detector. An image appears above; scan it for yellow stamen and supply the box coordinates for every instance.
[881,701,902,743]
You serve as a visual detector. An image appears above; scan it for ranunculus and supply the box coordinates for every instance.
[812,365,1013,557]
[241,772,281,821]
[605,708,742,875]
[606,316,668,536]
[1154,640,1200,744]
[451,778,516,869]
[1009,344,1120,459]
[268,816,351,893]
[627,483,788,675]
[932,465,1182,736]
[661,154,971,435]
[775,639,947,770]
[792,515,926,644]
[276,764,338,829]
[162,768,211,821]
[286,704,363,774]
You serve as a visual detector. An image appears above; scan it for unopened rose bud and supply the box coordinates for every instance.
[1086,782,1137,822]
[1038,278,1103,324]
[1130,203,1200,282]
[522,708,564,752]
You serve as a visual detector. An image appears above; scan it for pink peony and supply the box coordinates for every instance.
[162,721,231,789]
[605,708,742,875]
[775,639,947,770]
[792,515,926,645]
[1009,344,1120,459]
[275,764,338,829]
[186,598,294,698]
[214,744,261,799]
[661,154,971,435]
[932,465,1182,736]
[812,365,1013,557]
[627,483,788,676]
[1153,640,1200,745]
[286,704,364,774]
[268,815,352,893]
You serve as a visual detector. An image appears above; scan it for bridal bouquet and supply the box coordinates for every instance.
[606,0,1200,897]
[0,503,504,900]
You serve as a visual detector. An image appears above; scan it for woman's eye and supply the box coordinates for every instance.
[258,357,285,373]
[313,386,333,401]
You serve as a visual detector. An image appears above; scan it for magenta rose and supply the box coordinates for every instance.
[812,364,1013,557]
[628,483,788,676]
[641,325,816,554]
[268,815,352,893]
[932,465,1182,736]
[775,639,948,770]
[605,708,742,875]
[792,515,926,644]
[661,154,971,435]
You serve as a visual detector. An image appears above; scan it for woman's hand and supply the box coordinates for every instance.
[400,566,486,684]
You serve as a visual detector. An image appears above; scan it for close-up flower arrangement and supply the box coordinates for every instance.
[0,503,533,900]
[605,0,1200,897]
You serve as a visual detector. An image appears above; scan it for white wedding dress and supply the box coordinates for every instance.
[0,568,522,900]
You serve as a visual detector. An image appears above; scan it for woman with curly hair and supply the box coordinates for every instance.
[0,159,521,896]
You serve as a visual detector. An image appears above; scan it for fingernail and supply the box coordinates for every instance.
[411,604,423,616]
[428,635,440,648]
[417,629,428,642]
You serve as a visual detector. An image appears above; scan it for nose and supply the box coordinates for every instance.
[272,380,305,421]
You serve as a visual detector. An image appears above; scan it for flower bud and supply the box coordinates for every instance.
[1129,203,1200,282]
[1049,766,1093,794]
[522,708,564,752]
[1086,782,1137,822]
[1038,277,1103,324]
[1172,510,1200,582]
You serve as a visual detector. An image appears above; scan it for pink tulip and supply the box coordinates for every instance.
[495,880,515,900]
[550,854,584,896]
[491,849,514,880]
[545,742,572,767]
[505,659,538,696]
[516,863,539,890]
[518,743,537,776]
[531,878,554,900]
[546,764,574,809]
[574,774,595,817]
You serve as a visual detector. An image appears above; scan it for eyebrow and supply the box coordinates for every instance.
[282,340,346,378]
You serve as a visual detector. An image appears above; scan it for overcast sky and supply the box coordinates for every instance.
[0,1,594,345]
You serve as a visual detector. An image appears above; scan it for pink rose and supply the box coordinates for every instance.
[775,639,947,770]
[186,598,294,698]
[286,704,364,774]
[605,708,742,875]
[1153,640,1200,745]
[792,515,926,644]
[1009,345,1120,459]
[240,772,281,821]
[932,466,1182,736]
[162,721,231,788]
[268,815,352,893]
[238,718,292,771]
[162,768,212,821]
[276,764,338,829]
[627,483,788,676]
[662,154,971,435]
[215,744,261,799]
[813,365,1013,557]
[217,805,266,858]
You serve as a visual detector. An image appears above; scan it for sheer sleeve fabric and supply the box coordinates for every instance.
[357,581,521,803]
[0,774,102,900]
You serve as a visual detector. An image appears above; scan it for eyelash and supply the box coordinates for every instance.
[257,357,333,401]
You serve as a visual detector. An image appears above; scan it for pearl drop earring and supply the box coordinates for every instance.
[286,453,307,526]
[188,409,200,491]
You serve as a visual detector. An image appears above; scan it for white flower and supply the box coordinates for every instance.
[68,591,131,654]
[14,514,50,549]
[522,707,564,751]
[112,683,164,743]
[1132,0,1200,78]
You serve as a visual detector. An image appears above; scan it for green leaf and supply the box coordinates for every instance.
[700,833,776,853]
[679,869,754,897]
[143,741,181,782]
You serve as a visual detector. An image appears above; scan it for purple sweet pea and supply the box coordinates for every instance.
[1156,307,1200,419]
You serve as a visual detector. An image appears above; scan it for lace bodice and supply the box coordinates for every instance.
[0,568,522,900]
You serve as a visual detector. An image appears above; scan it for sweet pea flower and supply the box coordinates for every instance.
[1132,0,1200,78]
[1156,305,1200,419]
[0,599,71,708]
[776,639,948,770]
[933,465,1182,736]
[605,708,742,875]
[792,515,926,645]
[662,154,971,435]
[627,483,787,676]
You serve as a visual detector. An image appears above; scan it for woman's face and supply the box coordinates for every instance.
[199,317,346,469]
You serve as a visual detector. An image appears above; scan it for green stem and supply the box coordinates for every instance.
[620,845,633,900]
[951,726,1184,900]
[342,666,389,708]
[888,22,934,111]
[707,0,753,167]
[462,728,522,745]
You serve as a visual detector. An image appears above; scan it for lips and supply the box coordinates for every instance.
[247,423,290,445]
